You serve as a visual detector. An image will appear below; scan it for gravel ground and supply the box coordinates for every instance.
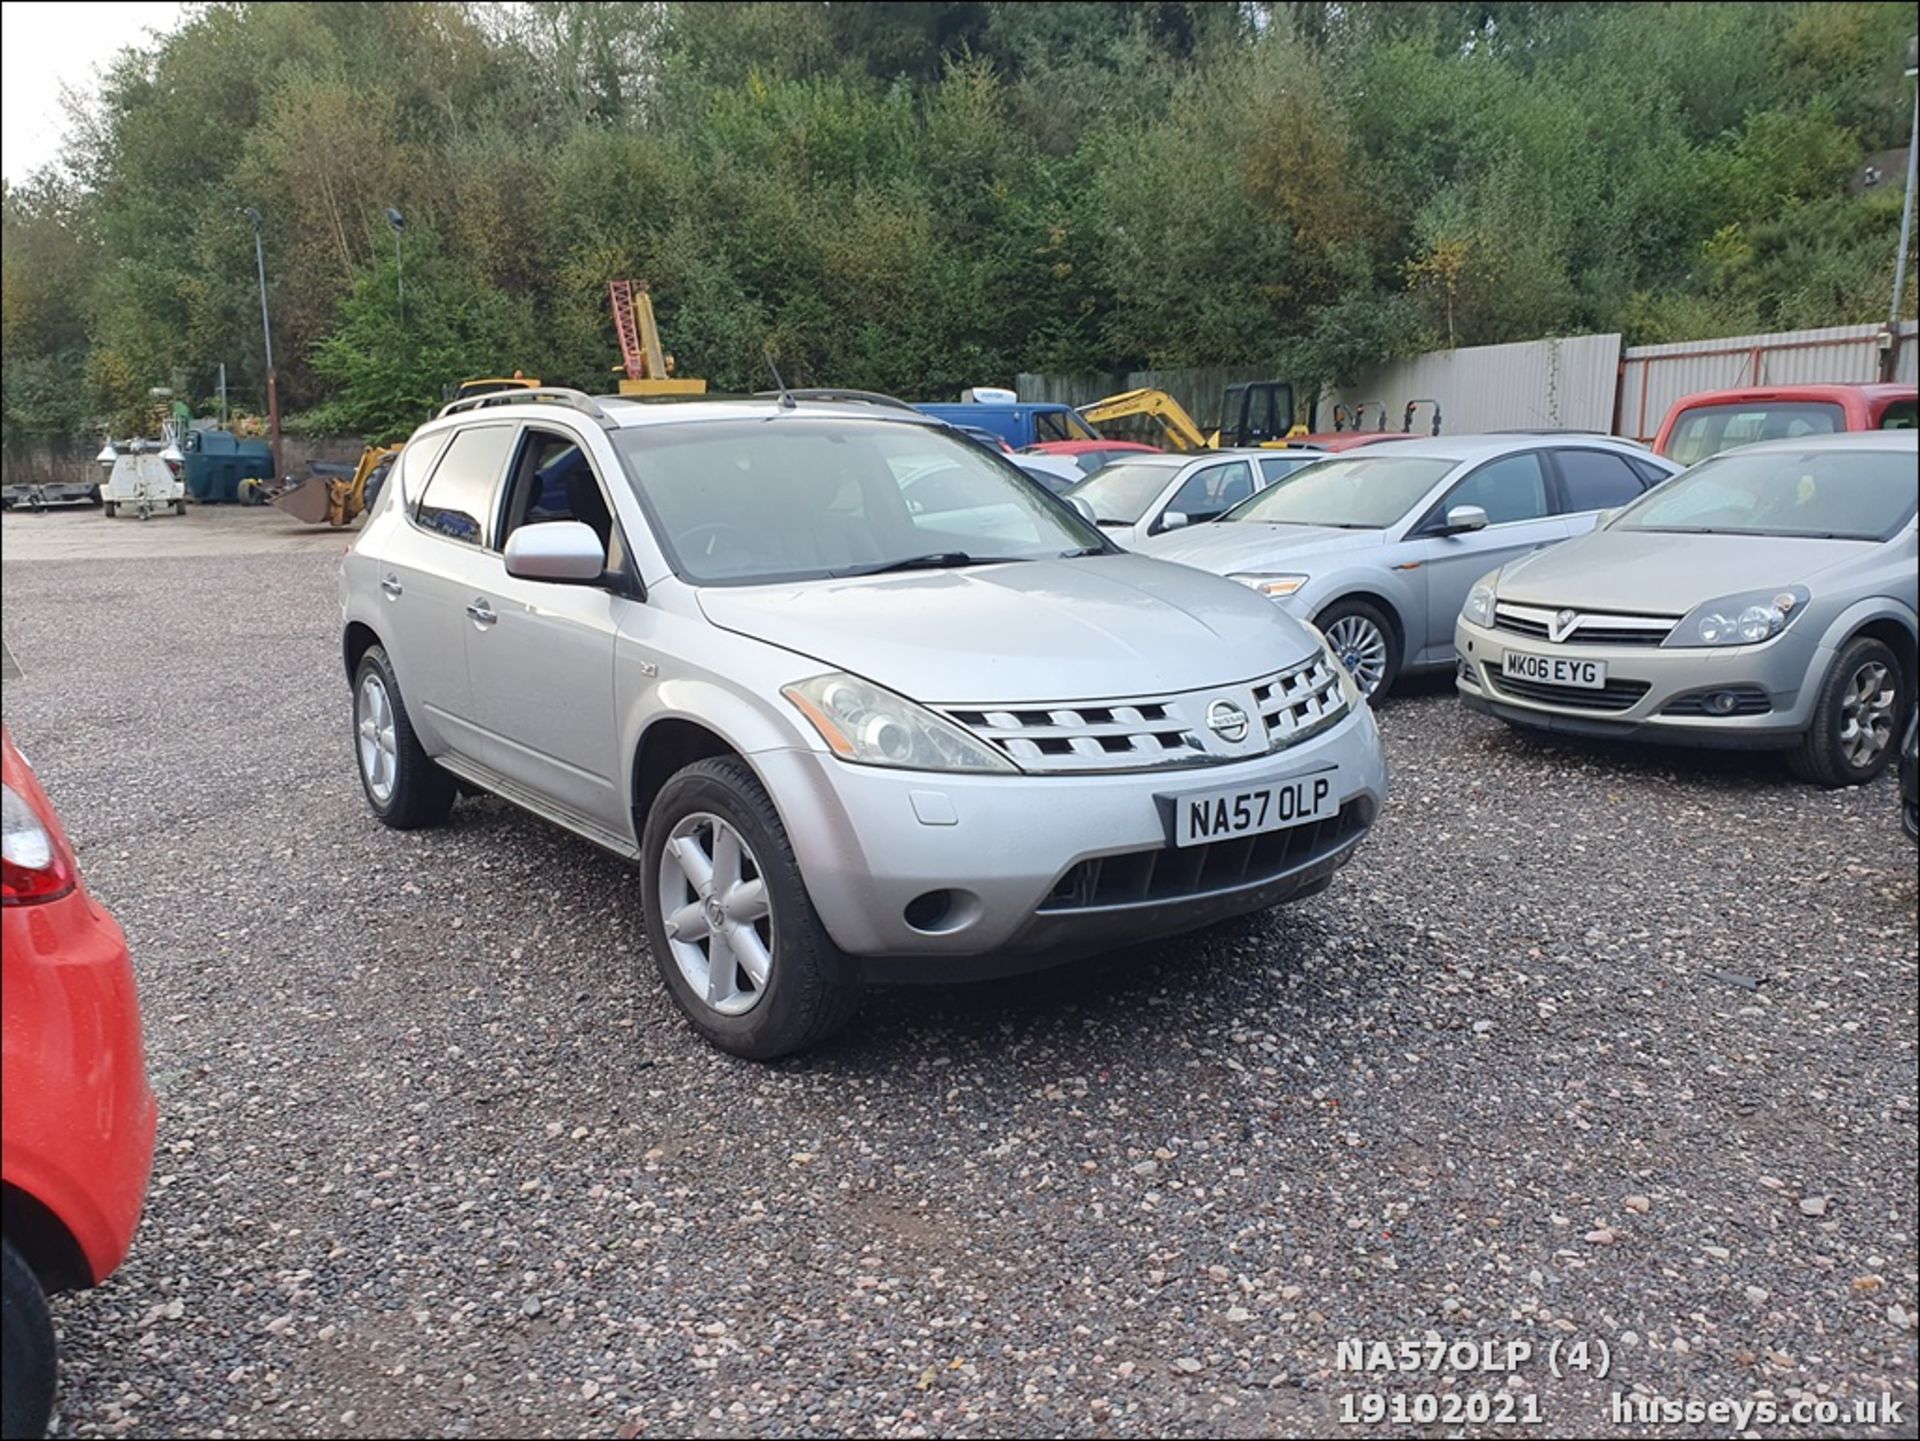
[2,527,1915,1439]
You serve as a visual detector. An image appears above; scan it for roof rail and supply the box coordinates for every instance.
[437,386,615,428]
[749,387,919,413]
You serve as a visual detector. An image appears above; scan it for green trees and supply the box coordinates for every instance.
[1,0,1913,448]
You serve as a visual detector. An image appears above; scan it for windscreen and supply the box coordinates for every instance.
[1614,444,1917,541]
[1663,402,1844,466]
[1217,455,1455,528]
[1066,461,1183,524]
[611,418,1104,584]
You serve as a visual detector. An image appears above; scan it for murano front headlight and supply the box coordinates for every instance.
[782,673,1014,772]
[1664,586,1810,648]
[1230,573,1310,601]
[1462,577,1498,628]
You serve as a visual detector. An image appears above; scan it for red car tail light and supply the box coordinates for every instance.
[2,780,76,905]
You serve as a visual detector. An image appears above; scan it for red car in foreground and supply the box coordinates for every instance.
[2,726,155,1440]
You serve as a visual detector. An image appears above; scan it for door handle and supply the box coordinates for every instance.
[380,575,403,599]
[465,599,497,627]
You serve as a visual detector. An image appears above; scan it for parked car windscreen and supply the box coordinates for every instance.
[1613,445,1918,542]
[1664,402,1844,465]
[612,418,1105,584]
[1066,461,1183,524]
[1216,455,1455,528]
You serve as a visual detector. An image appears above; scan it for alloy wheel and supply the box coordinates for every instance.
[356,673,398,803]
[1325,614,1389,695]
[658,812,775,1017]
[1838,660,1897,769]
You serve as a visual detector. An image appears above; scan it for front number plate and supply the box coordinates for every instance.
[1502,650,1607,689]
[1171,768,1339,848]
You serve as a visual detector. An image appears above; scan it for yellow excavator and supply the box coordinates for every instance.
[1082,379,1304,451]
[270,374,543,526]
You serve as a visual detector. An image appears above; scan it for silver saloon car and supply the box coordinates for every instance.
[340,389,1388,1059]
[1455,430,1918,786]
[1137,436,1680,696]
[1065,449,1318,549]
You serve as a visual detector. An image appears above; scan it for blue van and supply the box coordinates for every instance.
[914,401,1100,450]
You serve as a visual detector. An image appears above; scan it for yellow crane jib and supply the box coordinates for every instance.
[609,280,707,398]
[1080,388,1213,452]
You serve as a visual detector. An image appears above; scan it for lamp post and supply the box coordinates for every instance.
[386,207,406,327]
[238,206,282,477]
[1885,33,1918,381]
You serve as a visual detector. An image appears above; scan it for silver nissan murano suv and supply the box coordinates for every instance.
[339,389,1388,1058]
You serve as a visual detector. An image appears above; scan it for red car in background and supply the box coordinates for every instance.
[1022,438,1163,476]
[1653,382,1917,464]
[2,726,155,1440]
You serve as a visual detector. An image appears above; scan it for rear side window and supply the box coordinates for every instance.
[1554,448,1646,512]
[1879,399,1917,430]
[415,425,515,548]
[1665,402,1843,465]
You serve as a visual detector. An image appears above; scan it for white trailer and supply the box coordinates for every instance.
[101,450,186,520]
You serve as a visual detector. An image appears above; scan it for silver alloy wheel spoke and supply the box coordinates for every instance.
[658,812,775,1018]
[664,899,710,943]
[1326,615,1388,694]
[727,922,773,988]
[727,877,769,924]
[706,927,739,1006]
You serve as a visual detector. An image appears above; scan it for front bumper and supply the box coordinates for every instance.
[753,701,1387,969]
[1453,615,1825,750]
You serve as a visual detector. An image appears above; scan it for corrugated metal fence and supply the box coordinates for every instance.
[1017,320,1917,442]
[1318,334,1622,435]
[1614,320,1919,442]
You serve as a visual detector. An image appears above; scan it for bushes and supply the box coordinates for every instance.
[2,1,1914,445]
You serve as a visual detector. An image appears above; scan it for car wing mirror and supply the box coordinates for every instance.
[1443,504,1488,535]
[504,520,607,583]
[1066,495,1097,524]
[1161,510,1190,530]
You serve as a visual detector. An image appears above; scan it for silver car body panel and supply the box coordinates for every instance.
[1136,435,1680,672]
[340,396,1389,963]
[1454,431,1918,744]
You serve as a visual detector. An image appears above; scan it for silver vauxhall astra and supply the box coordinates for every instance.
[1455,430,1917,786]
[339,388,1387,1058]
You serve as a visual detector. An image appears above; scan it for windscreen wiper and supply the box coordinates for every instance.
[844,552,1027,576]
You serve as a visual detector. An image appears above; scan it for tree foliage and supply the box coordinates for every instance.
[2,0,1914,446]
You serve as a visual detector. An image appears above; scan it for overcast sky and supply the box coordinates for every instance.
[2,0,187,183]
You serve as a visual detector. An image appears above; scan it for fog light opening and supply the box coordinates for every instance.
[1705,690,1738,715]
[903,888,981,935]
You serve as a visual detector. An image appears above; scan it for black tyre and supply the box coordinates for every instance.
[351,644,456,829]
[1787,637,1909,788]
[173,498,187,516]
[2,1237,56,1440]
[1315,597,1402,699]
[641,757,862,1060]
[103,501,117,517]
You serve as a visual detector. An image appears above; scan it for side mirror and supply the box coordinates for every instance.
[1595,507,1619,528]
[1161,510,1190,531]
[1443,504,1488,535]
[1067,495,1097,524]
[504,520,607,583]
